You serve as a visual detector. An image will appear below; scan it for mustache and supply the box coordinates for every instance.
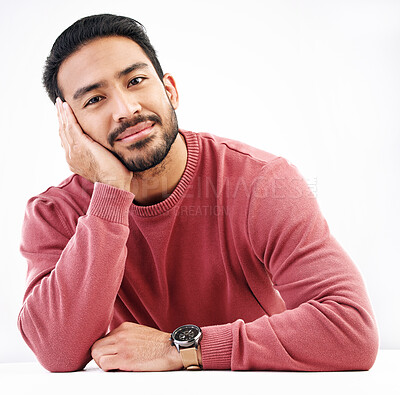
[109,114,162,145]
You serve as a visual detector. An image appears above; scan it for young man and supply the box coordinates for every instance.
[18,14,379,372]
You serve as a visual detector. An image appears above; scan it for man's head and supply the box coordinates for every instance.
[43,14,180,173]
[43,14,164,104]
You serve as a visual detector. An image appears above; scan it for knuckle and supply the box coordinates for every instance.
[71,142,79,151]
[98,355,107,370]
[114,332,125,342]
[91,348,99,360]
[99,356,117,372]
[120,322,131,330]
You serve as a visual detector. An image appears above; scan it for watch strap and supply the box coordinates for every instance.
[180,347,201,370]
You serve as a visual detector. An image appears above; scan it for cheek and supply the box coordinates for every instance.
[144,85,174,113]
[153,95,175,119]
[77,113,108,143]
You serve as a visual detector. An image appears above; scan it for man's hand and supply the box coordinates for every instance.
[91,322,183,372]
[56,98,133,192]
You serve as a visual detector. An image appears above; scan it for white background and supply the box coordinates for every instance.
[0,0,399,363]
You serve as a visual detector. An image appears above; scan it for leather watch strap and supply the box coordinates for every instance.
[180,347,201,370]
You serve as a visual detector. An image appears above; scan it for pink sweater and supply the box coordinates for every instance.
[18,130,379,372]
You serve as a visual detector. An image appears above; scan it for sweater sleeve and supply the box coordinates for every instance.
[200,158,379,371]
[17,182,134,372]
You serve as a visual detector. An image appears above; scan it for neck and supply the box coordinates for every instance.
[129,132,187,206]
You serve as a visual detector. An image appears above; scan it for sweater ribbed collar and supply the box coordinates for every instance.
[130,129,199,217]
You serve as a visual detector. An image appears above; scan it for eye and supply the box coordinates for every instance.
[128,77,145,87]
[84,96,103,107]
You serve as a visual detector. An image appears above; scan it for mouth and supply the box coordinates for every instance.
[116,121,155,143]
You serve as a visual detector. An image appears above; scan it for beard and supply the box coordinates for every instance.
[108,104,179,173]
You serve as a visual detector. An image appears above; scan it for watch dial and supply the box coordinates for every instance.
[174,325,200,342]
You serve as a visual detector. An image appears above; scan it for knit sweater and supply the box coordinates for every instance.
[18,129,379,372]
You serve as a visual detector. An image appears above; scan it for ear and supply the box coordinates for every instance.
[162,73,179,110]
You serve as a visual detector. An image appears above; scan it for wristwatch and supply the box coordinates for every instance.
[170,324,203,370]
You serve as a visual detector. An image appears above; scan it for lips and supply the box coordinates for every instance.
[116,121,155,141]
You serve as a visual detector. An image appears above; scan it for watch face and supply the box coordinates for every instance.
[172,325,201,345]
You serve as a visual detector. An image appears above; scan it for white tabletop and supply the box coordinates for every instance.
[1,349,399,395]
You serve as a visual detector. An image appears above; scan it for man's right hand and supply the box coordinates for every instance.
[56,97,133,192]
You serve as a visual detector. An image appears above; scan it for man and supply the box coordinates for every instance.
[18,14,379,372]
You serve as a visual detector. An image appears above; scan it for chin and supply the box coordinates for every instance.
[121,128,178,173]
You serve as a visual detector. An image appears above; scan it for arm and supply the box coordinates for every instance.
[18,183,134,372]
[200,158,379,371]
[18,99,135,371]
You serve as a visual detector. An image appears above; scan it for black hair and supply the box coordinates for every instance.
[42,14,164,103]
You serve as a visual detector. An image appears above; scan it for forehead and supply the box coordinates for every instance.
[57,36,155,99]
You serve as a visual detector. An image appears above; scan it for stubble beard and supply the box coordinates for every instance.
[112,105,179,173]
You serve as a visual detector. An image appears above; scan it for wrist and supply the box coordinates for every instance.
[167,336,184,370]
[101,180,131,193]
[170,324,203,370]
[95,174,132,192]
[110,184,131,193]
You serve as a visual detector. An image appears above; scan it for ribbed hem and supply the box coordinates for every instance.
[201,323,233,370]
[87,182,134,226]
[131,130,200,217]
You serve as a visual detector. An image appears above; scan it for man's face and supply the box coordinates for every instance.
[57,36,179,172]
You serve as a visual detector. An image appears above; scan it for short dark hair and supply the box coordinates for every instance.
[42,14,164,103]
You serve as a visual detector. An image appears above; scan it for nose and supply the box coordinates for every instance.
[111,89,141,123]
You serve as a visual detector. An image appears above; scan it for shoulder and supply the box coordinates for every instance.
[193,130,279,165]
[26,174,93,208]
[28,174,93,204]
[37,174,94,200]
[23,174,94,236]
[182,130,301,183]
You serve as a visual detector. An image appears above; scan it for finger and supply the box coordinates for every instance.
[91,344,117,367]
[58,100,80,152]
[55,98,64,128]
[92,335,116,350]
[92,343,117,359]
[61,102,74,146]
[62,101,70,131]
[58,99,69,133]
[58,120,69,151]
[62,101,82,137]
[56,98,72,149]
[97,354,120,372]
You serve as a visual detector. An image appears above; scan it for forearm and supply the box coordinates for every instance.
[18,183,134,372]
[201,297,378,371]
[200,279,378,371]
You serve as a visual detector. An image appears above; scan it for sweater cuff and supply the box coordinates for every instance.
[87,182,134,226]
[201,323,233,370]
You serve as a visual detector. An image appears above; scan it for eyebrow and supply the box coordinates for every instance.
[72,62,150,101]
[116,62,149,79]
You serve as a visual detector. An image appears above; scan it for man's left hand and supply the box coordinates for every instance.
[91,322,183,371]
